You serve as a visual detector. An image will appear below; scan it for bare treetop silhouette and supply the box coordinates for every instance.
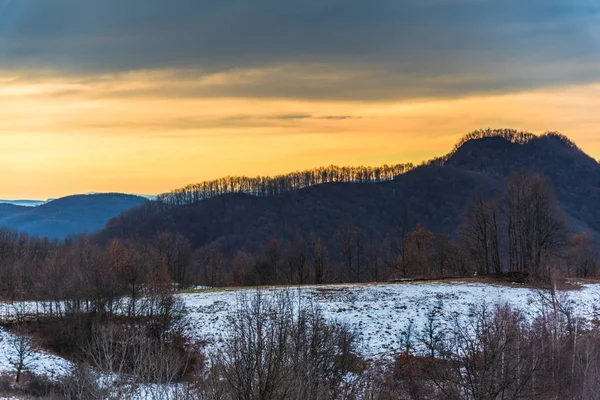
[157,129,585,207]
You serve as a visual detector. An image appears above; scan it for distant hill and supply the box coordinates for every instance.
[0,200,47,207]
[0,193,147,238]
[97,130,600,254]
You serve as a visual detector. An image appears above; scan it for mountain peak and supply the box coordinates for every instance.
[441,129,586,162]
[537,132,583,152]
[443,129,598,177]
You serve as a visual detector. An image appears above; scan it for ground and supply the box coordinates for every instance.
[0,328,72,381]
[180,280,600,359]
[1,279,600,396]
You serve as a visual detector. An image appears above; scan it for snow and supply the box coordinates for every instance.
[1,280,599,388]
[0,327,72,380]
[180,281,600,359]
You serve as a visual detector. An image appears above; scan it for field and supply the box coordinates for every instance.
[182,280,600,359]
[1,280,600,387]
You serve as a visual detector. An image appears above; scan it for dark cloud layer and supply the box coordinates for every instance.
[0,0,599,99]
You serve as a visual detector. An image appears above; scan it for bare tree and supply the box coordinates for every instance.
[399,225,434,278]
[212,290,360,400]
[310,235,328,285]
[281,234,309,285]
[431,232,454,278]
[460,190,501,276]
[262,237,282,285]
[61,364,106,400]
[334,221,366,283]
[394,197,411,279]
[7,328,37,383]
[195,243,226,288]
[505,170,568,280]
[155,232,192,289]
[429,304,541,399]
[565,233,598,277]
[418,301,445,359]
[229,250,256,287]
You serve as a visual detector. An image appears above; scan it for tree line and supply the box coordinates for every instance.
[192,170,598,287]
[156,129,589,208]
[156,164,415,206]
[460,169,588,281]
[0,171,597,307]
[426,129,584,166]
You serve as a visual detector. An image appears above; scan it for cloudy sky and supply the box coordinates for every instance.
[1,0,599,199]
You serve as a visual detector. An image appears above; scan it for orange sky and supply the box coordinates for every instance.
[1,68,599,199]
[1,1,600,199]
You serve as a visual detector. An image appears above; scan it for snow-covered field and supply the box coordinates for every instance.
[1,280,600,388]
[181,281,600,359]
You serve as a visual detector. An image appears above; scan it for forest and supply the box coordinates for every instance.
[1,165,597,303]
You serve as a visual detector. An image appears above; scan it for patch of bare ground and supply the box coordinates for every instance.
[177,274,600,296]
[313,287,351,294]
[383,273,594,291]
[437,275,591,291]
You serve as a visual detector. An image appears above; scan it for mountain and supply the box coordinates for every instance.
[444,133,600,235]
[0,193,147,239]
[0,200,47,207]
[97,130,600,254]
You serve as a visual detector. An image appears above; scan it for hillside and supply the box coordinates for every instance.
[445,134,600,234]
[99,166,501,253]
[0,193,147,238]
[97,130,600,255]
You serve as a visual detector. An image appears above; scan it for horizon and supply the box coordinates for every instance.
[0,193,158,203]
[2,1,600,199]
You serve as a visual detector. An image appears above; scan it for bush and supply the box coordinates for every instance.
[201,290,362,400]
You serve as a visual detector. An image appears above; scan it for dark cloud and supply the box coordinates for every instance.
[46,113,361,133]
[317,116,359,120]
[56,60,596,102]
[0,0,598,99]
[266,114,359,120]
[268,114,313,120]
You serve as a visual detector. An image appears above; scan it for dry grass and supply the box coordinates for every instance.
[177,275,599,295]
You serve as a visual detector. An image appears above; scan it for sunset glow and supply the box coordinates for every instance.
[1,1,599,199]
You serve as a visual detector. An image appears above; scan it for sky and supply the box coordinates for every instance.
[1,0,600,199]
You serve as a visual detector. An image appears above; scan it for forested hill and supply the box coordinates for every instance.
[154,129,590,207]
[444,133,600,235]
[99,166,501,253]
[98,129,600,255]
[0,193,147,238]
